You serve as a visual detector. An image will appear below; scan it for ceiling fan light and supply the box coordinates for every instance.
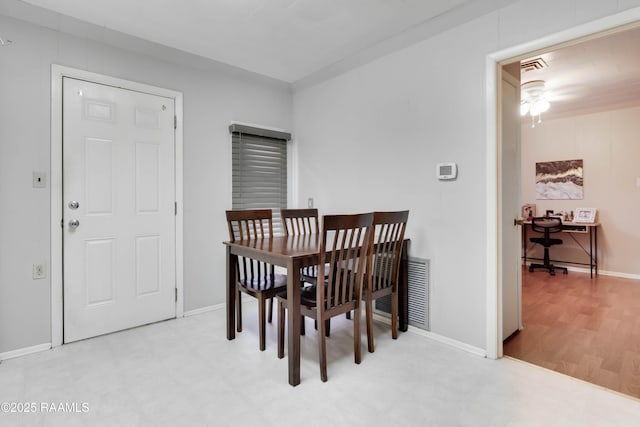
[537,100,550,113]
[530,100,550,115]
[520,103,530,116]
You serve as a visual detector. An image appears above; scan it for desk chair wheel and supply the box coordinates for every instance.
[529,266,534,273]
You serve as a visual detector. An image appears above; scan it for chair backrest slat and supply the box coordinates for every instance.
[369,211,409,293]
[226,209,275,285]
[318,213,373,312]
[281,208,320,236]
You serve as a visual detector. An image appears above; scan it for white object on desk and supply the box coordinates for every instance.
[574,207,596,223]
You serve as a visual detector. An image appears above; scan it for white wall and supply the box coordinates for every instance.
[521,106,640,276]
[293,0,640,350]
[4,0,640,356]
[0,12,292,354]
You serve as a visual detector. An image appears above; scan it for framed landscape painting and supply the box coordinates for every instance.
[535,159,583,200]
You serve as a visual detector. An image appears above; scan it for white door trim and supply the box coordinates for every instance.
[51,65,184,347]
[485,8,640,359]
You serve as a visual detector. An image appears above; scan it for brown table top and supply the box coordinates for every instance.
[224,235,322,267]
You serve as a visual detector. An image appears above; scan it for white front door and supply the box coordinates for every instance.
[63,77,176,343]
[501,70,523,341]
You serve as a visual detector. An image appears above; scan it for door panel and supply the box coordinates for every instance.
[501,70,523,341]
[85,238,115,305]
[63,77,176,343]
[135,235,161,296]
[85,138,113,214]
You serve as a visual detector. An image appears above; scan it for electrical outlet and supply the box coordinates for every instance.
[33,263,46,279]
[308,197,314,208]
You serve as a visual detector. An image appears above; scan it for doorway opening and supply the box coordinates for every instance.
[496,23,640,399]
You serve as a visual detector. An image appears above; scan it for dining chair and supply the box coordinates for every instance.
[281,208,320,236]
[226,209,287,351]
[281,208,321,284]
[277,212,374,382]
[362,210,409,353]
[281,208,322,335]
[282,208,353,330]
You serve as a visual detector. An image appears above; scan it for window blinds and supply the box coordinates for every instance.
[231,125,289,234]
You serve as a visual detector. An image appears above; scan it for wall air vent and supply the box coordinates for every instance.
[375,257,430,331]
[521,57,548,72]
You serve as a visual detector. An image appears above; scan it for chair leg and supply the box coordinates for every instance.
[365,296,375,353]
[236,289,243,332]
[258,295,266,351]
[277,300,285,359]
[391,291,398,340]
[313,319,330,336]
[346,311,351,320]
[543,247,550,266]
[300,316,305,336]
[354,306,361,365]
[268,297,274,323]
[318,316,328,382]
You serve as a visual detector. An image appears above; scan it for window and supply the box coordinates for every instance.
[230,124,290,234]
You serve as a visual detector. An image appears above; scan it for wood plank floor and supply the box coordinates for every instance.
[504,267,640,399]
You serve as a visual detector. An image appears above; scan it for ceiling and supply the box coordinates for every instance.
[518,26,640,121]
[12,1,640,119]
[20,0,475,83]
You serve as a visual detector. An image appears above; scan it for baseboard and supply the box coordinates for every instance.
[524,262,640,280]
[183,303,224,317]
[0,343,51,361]
[587,269,640,280]
[415,329,487,357]
[372,313,486,358]
[183,295,260,318]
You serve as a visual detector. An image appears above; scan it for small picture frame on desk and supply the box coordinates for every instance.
[522,204,536,220]
[574,207,596,223]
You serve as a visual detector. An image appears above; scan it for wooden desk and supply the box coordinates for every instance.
[224,235,409,386]
[522,221,600,278]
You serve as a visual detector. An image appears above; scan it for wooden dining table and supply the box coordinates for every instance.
[224,234,409,386]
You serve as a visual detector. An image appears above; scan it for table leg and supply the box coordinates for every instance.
[594,226,598,277]
[398,242,409,332]
[226,246,237,340]
[287,259,301,386]
[523,224,527,266]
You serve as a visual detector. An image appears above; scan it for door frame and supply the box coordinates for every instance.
[485,9,640,359]
[50,65,184,347]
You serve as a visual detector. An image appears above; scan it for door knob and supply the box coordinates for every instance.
[68,200,80,210]
[69,219,80,229]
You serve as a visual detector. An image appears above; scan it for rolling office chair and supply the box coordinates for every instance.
[528,216,568,276]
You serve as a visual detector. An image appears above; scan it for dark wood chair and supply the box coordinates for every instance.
[362,210,409,353]
[281,208,320,236]
[226,209,287,351]
[281,208,321,285]
[277,212,374,382]
[281,208,322,335]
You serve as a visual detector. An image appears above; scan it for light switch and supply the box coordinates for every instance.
[308,198,314,208]
[33,172,46,188]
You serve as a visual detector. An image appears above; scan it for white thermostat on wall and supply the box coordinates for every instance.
[436,162,457,180]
